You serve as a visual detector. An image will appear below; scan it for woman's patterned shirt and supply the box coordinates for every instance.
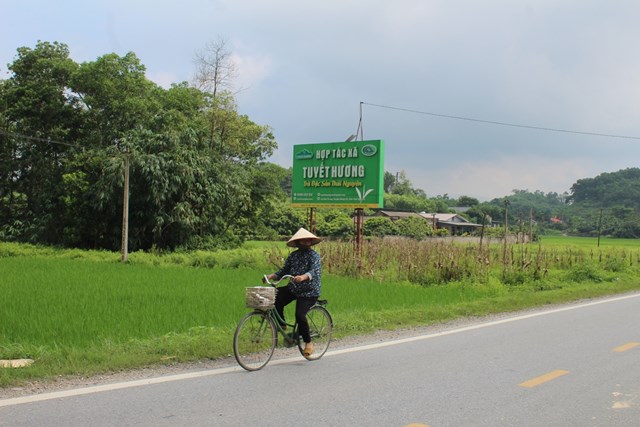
[274,248,322,297]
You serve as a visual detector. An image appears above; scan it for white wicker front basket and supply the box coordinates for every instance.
[245,286,277,310]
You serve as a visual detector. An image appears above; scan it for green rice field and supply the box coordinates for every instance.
[540,235,640,248]
[2,236,640,387]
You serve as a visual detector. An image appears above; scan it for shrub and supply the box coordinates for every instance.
[602,255,627,273]
[501,270,529,285]
[317,210,353,237]
[396,217,432,239]
[564,261,604,282]
[364,217,399,237]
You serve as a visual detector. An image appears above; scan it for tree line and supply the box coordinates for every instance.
[0,40,285,250]
[2,41,639,252]
[447,168,640,239]
[373,164,640,240]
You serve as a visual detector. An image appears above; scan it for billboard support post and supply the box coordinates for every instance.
[307,207,317,234]
[354,207,364,256]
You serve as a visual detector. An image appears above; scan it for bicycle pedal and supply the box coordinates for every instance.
[283,332,298,348]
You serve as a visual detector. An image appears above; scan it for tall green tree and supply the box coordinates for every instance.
[1,41,79,243]
[71,51,161,148]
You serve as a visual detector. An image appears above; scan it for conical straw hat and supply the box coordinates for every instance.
[287,228,322,247]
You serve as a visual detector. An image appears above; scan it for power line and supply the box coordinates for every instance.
[0,129,81,148]
[362,102,640,141]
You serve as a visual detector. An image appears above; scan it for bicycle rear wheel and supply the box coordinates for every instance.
[298,305,333,360]
[233,311,276,371]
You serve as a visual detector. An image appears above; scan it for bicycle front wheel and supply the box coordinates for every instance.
[298,305,333,361]
[233,311,276,371]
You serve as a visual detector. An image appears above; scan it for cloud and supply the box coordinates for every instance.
[400,154,596,201]
[146,71,179,89]
[231,51,274,95]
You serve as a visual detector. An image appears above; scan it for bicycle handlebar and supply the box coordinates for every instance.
[262,274,294,287]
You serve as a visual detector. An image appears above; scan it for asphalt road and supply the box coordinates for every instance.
[2,292,640,426]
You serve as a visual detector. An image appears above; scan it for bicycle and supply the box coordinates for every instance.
[233,275,333,371]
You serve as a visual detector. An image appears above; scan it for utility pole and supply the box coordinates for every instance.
[479,212,486,250]
[529,208,533,243]
[121,152,130,262]
[597,208,603,248]
[503,198,510,273]
[354,208,364,256]
[352,106,365,258]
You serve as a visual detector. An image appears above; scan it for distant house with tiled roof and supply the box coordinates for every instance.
[372,210,482,236]
[419,212,482,235]
[374,210,421,221]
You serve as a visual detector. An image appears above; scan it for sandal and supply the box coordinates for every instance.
[303,342,314,356]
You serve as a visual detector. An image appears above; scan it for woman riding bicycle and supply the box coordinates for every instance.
[265,228,322,357]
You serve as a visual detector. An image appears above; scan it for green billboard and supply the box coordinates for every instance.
[291,140,384,208]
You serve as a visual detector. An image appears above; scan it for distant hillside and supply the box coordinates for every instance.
[462,168,640,238]
[569,168,640,208]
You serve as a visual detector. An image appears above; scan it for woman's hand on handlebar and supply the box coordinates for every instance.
[292,274,309,283]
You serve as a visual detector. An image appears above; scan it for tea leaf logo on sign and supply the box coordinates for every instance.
[361,144,377,157]
[355,185,374,202]
[295,149,313,160]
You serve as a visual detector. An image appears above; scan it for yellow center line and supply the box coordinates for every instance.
[613,342,640,352]
[519,370,570,388]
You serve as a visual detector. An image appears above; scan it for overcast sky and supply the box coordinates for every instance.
[3,1,640,201]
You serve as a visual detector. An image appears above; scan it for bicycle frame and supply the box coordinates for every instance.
[260,275,298,344]
[265,307,298,347]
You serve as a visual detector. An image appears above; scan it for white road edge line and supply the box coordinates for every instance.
[325,292,640,357]
[2,291,639,408]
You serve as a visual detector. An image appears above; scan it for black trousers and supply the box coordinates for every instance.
[274,285,317,343]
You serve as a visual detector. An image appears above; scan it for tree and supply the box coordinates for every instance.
[71,51,160,148]
[389,170,415,195]
[317,210,353,238]
[65,52,167,249]
[193,38,237,99]
[262,202,307,237]
[193,38,242,152]
[207,93,276,162]
[0,41,279,250]
[1,41,80,244]
[384,171,396,193]
[236,162,290,240]
[157,82,207,131]
[456,195,479,207]
[569,168,640,208]
[384,193,435,212]
[396,216,431,239]
[465,203,501,226]
[484,189,566,231]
